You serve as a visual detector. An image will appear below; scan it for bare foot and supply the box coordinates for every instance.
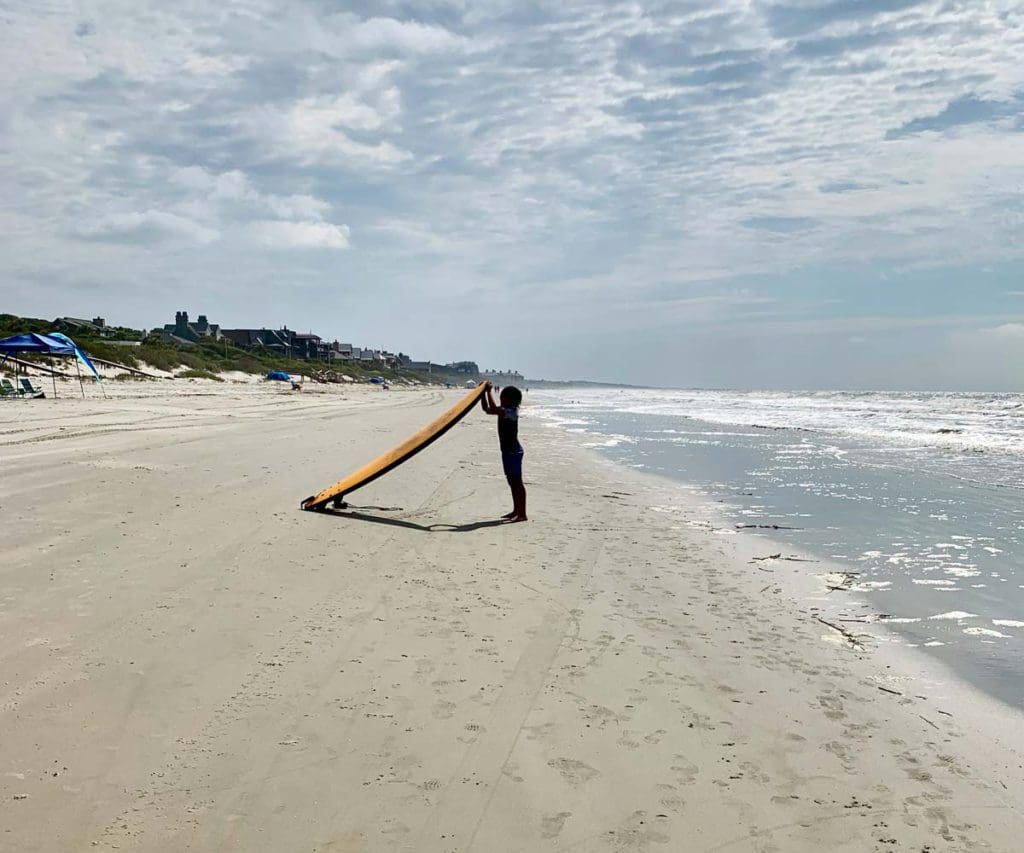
[501,510,517,519]
[506,514,528,523]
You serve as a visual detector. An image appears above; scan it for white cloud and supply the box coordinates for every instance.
[73,210,219,245]
[2,1,1024,386]
[248,220,350,250]
[984,322,1024,340]
[272,93,411,166]
[349,17,467,54]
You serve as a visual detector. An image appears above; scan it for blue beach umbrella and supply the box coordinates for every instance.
[0,332,102,398]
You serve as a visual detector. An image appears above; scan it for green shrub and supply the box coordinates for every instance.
[178,368,223,381]
[137,345,187,372]
[79,340,140,367]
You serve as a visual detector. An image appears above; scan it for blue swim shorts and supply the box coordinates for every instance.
[502,448,524,479]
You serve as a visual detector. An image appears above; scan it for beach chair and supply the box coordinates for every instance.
[1,378,22,398]
[17,378,45,399]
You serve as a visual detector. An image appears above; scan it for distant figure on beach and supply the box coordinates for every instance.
[480,383,527,522]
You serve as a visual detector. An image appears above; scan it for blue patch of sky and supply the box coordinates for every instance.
[719,261,1024,321]
[764,0,931,37]
[887,92,1024,139]
[743,216,818,233]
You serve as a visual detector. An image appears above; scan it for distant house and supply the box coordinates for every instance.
[291,332,324,361]
[481,369,525,384]
[54,316,108,337]
[397,353,432,372]
[162,311,222,343]
[219,326,332,361]
[220,327,293,356]
[150,310,457,370]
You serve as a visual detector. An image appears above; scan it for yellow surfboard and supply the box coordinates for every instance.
[301,382,489,511]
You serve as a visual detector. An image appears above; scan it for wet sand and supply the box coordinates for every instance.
[1,380,1022,851]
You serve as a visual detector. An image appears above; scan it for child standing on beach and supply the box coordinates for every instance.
[481,383,527,522]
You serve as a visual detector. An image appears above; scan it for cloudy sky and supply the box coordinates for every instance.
[2,1,1023,389]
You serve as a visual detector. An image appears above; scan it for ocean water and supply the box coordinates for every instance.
[531,389,1024,709]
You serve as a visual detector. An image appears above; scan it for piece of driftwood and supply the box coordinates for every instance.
[814,615,865,649]
[826,571,860,592]
[752,553,819,563]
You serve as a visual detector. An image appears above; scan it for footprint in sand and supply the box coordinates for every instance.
[818,693,846,721]
[825,740,857,773]
[617,732,641,751]
[607,810,672,847]
[657,784,685,813]
[432,700,456,719]
[669,758,699,785]
[540,811,572,839]
[548,757,600,787]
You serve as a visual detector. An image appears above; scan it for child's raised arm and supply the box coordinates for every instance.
[480,383,500,415]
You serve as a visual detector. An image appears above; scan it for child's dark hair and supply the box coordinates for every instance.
[499,385,523,407]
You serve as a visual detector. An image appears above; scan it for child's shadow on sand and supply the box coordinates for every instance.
[316,508,508,533]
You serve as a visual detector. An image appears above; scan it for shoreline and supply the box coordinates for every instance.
[558,424,1024,730]
[529,389,1024,714]
[1,382,1022,850]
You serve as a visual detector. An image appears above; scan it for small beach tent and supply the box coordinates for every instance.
[267,370,290,381]
[49,333,102,381]
[0,332,102,398]
[369,376,385,384]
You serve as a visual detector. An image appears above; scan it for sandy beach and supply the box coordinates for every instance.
[2,380,1022,852]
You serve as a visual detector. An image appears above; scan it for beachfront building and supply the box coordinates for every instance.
[220,327,293,356]
[397,353,435,372]
[445,360,480,376]
[219,326,329,361]
[161,311,222,344]
[54,317,112,337]
[157,310,441,368]
[291,332,326,361]
[481,369,525,384]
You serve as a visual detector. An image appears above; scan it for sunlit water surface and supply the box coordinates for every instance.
[531,389,1024,709]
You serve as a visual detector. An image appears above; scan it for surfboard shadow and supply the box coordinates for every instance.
[318,509,509,533]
